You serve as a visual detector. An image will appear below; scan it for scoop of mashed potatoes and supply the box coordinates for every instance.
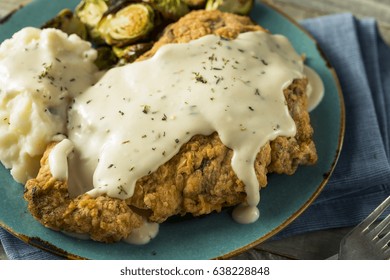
[0,27,98,183]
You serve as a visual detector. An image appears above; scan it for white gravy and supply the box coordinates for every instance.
[48,138,74,180]
[65,31,305,222]
[123,219,159,245]
[0,28,326,244]
[304,65,324,112]
[232,204,260,224]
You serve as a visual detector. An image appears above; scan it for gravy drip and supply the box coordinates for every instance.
[304,65,324,112]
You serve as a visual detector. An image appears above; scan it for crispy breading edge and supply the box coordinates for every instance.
[24,143,143,243]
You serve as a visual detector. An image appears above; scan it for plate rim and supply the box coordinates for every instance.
[0,0,346,260]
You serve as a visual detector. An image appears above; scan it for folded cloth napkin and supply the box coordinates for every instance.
[274,13,390,239]
[1,13,390,260]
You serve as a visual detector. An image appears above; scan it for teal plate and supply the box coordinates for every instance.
[0,1,345,259]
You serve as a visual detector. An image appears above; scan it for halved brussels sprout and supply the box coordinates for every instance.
[113,42,154,63]
[41,9,88,39]
[94,46,119,70]
[75,0,109,42]
[205,0,254,15]
[76,0,109,27]
[146,0,190,21]
[104,0,135,15]
[97,3,155,46]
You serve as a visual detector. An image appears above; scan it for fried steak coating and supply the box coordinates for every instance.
[139,9,265,61]
[24,10,317,242]
[24,143,143,242]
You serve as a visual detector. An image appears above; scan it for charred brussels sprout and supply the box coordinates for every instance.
[41,9,88,39]
[205,0,254,15]
[113,42,154,63]
[94,46,119,70]
[97,3,155,46]
[146,0,190,21]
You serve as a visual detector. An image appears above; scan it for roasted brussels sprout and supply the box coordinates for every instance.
[94,46,119,70]
[97,3,155,46]
[41,9,88,39]
[75,0,109,42]
[146,0,190,21]
[76,0,109,27]
[113,42,154,63]
[205,0,254,15]
[182,0,206,8]
[104,0,136,15]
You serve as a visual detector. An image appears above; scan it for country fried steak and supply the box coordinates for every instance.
[24,10,317,242]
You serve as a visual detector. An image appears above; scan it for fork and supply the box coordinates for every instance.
[337,195,390,260]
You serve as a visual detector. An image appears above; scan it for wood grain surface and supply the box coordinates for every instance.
[263,0,390,45]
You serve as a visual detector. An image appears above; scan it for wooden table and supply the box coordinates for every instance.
[0,0,389,260]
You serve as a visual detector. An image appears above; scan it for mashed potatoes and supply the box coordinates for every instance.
[0,27,98,183]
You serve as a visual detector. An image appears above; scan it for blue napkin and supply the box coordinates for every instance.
[1,13,390,259]
[275,14,390,239]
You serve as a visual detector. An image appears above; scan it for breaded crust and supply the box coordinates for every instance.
[24,10,317,242]
[24,142,143,242]
[139,9,265,60]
